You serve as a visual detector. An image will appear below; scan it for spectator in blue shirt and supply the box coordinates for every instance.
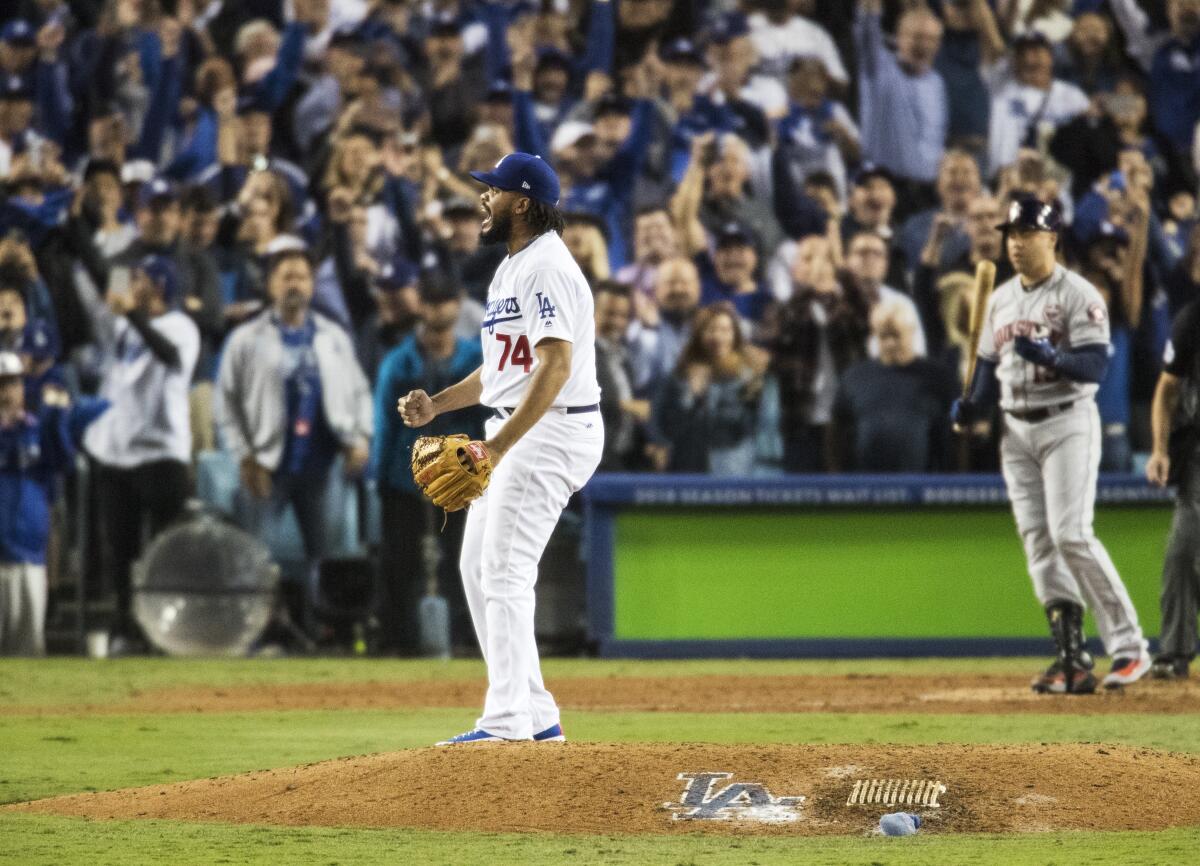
[217,247,373,640]
[1110,0,1200,154]
[10,18,74,154]
[198,88,311,219]
[0,350,91,655]
[774,56,861,204]
[371,273,483,654]
[656,37,771,187]
[511,48,656,271]
[854,0,948,216]
[698,222,774,332]
[0,264,64,414]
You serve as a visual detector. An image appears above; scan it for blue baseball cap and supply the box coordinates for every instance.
[0,20,35,46]
[135,255,181,307]
[853,161,894,187]
[0,73,33,102]
[484,79,513,103]
[138,177,178,209]
[374,255,418,291]
[535,47,572,73]
[707,12,750,45]
[469,152,561,206]
[660,37,706,67]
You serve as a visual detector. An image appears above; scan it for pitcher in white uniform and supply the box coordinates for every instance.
[397,153,603,743]
[952,196,1150,694]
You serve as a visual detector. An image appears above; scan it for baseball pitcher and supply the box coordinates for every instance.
[952,196,1150,694]
[399,153,602,743]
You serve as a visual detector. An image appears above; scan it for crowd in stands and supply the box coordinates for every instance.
[0,0,1195,654]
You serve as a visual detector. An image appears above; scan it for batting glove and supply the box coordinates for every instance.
[1013,335,1058,368]
[950,398,976,427]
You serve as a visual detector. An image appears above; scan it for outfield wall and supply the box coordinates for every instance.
[583,474,1173,658]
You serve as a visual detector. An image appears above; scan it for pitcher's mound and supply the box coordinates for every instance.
[13,743,1200,835]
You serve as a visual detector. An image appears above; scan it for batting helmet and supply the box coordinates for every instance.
[996,196,1062,233]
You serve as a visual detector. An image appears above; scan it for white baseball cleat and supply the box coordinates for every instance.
[1102,653,1152,689]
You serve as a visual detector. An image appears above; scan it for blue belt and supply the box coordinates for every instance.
[492,403,599,420]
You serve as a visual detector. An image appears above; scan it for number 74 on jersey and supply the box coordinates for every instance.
[496,333,533,372]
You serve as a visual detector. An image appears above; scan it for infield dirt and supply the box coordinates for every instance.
[17,673,1200,716]
[12,743,1200,836]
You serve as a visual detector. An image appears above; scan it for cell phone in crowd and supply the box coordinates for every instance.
[27,139,43,173]
[108,265,131,300]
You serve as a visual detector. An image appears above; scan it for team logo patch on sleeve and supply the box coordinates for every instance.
[1087,303,1106,324]
[536,292,557,320]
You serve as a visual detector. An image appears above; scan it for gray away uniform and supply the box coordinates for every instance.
[978,264,1147,659]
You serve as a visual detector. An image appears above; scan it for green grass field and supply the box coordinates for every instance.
[1,657,1196,865]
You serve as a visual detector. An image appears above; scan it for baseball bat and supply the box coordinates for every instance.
[961,259,996,398]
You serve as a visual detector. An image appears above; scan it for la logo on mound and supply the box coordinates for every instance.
[664,772,806,824]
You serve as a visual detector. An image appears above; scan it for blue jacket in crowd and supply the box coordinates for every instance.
[371,334,485,495]
[514,90,654,272]
[0,403,104,565]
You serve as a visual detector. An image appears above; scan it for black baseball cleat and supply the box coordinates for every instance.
[1150,655,1190,680]
[1031,659,1097,695]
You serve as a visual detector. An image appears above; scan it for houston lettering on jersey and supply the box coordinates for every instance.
[992,320,1063,349]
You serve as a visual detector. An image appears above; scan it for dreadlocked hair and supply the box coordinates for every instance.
[525,199,565,237]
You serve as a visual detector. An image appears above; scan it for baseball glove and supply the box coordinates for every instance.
[411,434,493,512]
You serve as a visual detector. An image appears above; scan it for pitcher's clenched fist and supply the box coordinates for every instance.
[398,389,435,427]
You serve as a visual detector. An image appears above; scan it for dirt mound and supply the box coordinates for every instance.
[29,674,1200,716]
[13,743,1200,835]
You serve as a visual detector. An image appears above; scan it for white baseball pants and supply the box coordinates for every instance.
[0,563,47,656]
[460,409,604,739]
[1001,401,1147,659]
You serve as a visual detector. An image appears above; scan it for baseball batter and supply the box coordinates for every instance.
[953,196,1150,694]
[398,153,603,743]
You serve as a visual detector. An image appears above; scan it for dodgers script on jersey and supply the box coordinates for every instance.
[479,231,601,408]
[977,264,1110,412]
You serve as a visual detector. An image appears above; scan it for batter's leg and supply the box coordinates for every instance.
[1040,406,1147,660]
[1158,493,1200,660]
[1001,420,1083,608]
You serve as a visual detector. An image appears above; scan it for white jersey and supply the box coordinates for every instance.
[479,231,601,410]
[978,264,1109,412]
[747,12,849,83]
[986,78,1088,175]
[84,310,200,467]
